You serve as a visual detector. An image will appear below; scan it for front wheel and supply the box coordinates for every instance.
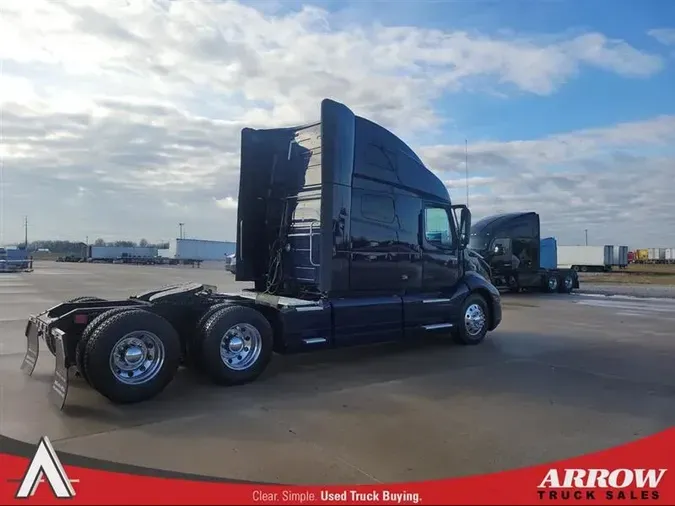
[453,294,490,345]
[198,305,274,385]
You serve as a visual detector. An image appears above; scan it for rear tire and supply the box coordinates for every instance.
[83,309,181,404]
[199,306,273,385]
[544,275,559,293]
[452,294,490,345]
[558,273,574,294]
[186,302,233,367]
[77,307,135,385]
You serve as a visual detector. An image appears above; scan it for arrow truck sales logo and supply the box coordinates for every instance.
[12,436,78,499]
[537,468,667,501]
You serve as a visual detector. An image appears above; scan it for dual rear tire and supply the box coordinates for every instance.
[543,273,574,294]
[193,306,274,386]
[77,304,274,404]
[80,309,182,404]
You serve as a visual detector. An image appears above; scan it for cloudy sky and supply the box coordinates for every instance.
[1,0,674,248]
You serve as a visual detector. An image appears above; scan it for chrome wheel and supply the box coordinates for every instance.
[220,323,262,371]
[464,303,486,336]
[109,331,165,385]
[548,277,558,291]
[563,276,573,291]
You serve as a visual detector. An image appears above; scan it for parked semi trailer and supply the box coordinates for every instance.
[21,98,502,409]
[468,212,579,293]
[606,245,628,269]
[557,245,609,272]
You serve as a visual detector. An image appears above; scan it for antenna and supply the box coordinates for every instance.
[465,139,469,207]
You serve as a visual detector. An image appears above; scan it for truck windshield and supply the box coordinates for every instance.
[469,234,489,251]
[469,216,497,251]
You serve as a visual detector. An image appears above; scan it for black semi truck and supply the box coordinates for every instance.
[21,99,502,409]
[468,211,580,294]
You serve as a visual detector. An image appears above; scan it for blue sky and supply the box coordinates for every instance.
[258,0,675,142]
[1,0,674,246]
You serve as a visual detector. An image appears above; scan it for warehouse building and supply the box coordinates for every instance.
[159,238,236,261]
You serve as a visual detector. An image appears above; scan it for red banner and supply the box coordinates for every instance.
[1,428,673,505]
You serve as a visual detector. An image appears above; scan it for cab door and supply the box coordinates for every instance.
[420,204,460,292]
[402,203,462,333]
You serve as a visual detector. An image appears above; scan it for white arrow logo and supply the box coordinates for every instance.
[15,436,77,499]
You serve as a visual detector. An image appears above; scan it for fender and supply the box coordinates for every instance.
[462,270,502,331]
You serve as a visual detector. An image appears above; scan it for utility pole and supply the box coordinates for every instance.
[585,229,588,246]
[465,139,469,207]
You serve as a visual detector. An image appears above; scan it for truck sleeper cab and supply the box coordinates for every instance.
[469,211,579,294]
[21,99,502,409]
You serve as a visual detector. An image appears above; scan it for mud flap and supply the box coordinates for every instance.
[20,317,40,376]
[48,329,69,410]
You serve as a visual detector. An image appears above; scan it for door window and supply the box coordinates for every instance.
[424,207,454,249]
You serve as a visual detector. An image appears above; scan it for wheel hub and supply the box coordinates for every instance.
[227,336,245,353]
[465,304,486,336]
[220,323,262,371]
[124,345,144,365]
[109,331,165,385]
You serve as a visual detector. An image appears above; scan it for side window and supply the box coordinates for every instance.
[361,194,395,223]
[424,206,454,249]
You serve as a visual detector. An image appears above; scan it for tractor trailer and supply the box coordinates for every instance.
[21,99,502,409]
[468,212,580,293]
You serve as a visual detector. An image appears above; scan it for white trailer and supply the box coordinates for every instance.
[89,246,158,261]
[557,245,609,272]
[159,239,236,262]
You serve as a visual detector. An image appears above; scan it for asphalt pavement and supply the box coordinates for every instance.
[1,262,674,484]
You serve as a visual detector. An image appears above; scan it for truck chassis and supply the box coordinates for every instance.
[21,281,500,410]
[491,268,580,294]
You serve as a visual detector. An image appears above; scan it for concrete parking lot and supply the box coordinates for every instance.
[1,262,674,484]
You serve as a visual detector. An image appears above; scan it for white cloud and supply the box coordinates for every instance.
[0,0,669,247]
[648,28,675,46]
[420,116,675,248]
[214,197,238,210]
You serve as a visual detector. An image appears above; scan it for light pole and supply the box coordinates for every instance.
[178,223,184,240]
[585,229,588,246]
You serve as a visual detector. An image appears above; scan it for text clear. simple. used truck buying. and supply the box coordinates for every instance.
[468,212,580,293]
[20,99,503,409]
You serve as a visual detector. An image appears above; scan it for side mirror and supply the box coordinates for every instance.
[494,244,505,255]
[449,204,472,249]
[460,208,471,248]
[450,205,471,248]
